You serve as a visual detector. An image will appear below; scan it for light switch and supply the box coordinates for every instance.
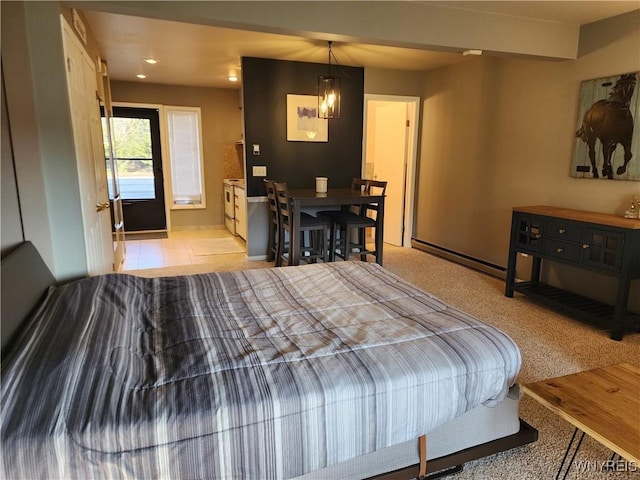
[252,144,260,155]
[253,165,267,177]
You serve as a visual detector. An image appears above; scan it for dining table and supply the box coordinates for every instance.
[287,187,386,266]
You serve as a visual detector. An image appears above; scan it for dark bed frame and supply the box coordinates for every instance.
[1,241,537,479]
[371,420,537,479]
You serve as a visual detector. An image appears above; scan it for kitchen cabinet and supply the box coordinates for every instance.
[234,184,247,240]
[505,206,640,340]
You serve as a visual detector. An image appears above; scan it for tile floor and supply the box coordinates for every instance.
[120,228,246,272]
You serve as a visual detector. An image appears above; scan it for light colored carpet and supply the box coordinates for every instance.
[188,237,245,256]
[123,245,640,479]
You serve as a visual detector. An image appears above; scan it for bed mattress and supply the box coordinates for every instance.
[1,261,521,479]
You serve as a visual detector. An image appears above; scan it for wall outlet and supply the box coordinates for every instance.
[253,165,267,177]
[252,144,260,155]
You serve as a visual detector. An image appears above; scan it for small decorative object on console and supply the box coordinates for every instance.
[624,195,640,219]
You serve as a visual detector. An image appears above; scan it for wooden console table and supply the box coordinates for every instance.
[522,363,640,478]
[505,206,640,340]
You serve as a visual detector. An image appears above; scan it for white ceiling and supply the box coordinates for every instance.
[81,1,640,89]
[430,1,639,25]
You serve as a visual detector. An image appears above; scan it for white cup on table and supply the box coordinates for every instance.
[315,177,328,193]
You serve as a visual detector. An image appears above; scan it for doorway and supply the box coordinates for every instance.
[363,95,420,247]
[111,106,166,232]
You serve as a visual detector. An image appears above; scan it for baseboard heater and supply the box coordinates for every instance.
[411,239,507,280]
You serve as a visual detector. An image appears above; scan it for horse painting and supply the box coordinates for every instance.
[575,73,637,179]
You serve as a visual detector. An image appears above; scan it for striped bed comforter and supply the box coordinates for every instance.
[1,262,520,479]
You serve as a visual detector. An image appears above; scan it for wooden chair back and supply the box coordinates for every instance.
[350,178,387,217]
[273,182,291,227]
[351,178,369,193]
[346,178,368,215]
[264,179,280,225]
[367,179,387,195]
[364,179,387,215]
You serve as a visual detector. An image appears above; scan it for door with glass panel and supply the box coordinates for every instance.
[111,106,166,232]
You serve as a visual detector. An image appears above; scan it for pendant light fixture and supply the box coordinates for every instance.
[318,41,341,119]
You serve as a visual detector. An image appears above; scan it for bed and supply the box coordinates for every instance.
[1,241,536,479]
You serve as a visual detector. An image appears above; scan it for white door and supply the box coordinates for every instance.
[99,64,126,269]
[363,96,419,247]
[62,17,113,275]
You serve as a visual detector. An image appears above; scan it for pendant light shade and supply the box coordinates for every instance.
[318,42,341,119]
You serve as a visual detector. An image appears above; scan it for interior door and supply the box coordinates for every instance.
[364,101,408,246]
[111,106,166,232]
[98,65,125,269]
[61,17,113,275]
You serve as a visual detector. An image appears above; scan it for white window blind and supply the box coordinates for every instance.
[166,107,206,208]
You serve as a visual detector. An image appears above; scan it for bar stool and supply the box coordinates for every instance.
[318,178,387,262]
[264,179,281,262]
[273,182,330,266]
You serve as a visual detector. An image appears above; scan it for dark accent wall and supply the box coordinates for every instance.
[242,57,364,197]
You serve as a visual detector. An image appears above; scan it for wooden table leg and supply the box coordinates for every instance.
[290,199,301,266]
[505,249,518,297]
[611,274,631,341]
[375,197,385,265]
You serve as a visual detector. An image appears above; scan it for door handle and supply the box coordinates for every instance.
[96,202,111,212]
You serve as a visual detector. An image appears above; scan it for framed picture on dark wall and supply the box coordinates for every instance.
[572,72,640,181]
[286,94,328,142]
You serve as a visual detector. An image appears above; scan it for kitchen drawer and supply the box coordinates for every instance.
[547,219,582,242]
[543,239,581,263]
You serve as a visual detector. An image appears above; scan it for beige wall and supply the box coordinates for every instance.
[2,2,118,277]
[1,73,24,255]
[2,0,89,280]
[415,10,640,311]
[364,68,427,97]
[110,81,242,228]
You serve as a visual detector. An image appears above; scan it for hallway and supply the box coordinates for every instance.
[120,228,246,271]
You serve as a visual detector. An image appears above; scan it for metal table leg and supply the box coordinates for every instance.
[556,427,586,480]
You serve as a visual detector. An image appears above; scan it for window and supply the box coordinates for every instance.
[165,106,206,208]
[108,116,155,200]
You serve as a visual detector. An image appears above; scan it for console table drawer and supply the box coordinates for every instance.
[547,219,582,242]
[543,239,582,263]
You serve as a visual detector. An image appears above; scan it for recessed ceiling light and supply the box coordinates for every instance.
[228,75,238,82]
[136,74,147,79]
[143,58,158,64]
